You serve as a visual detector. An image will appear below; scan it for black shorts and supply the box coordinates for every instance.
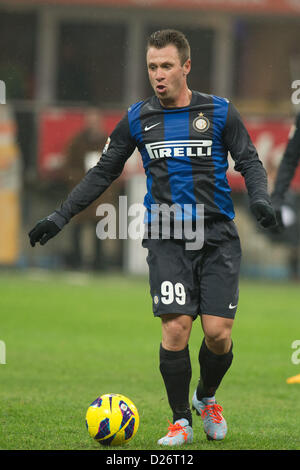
[142,220,242,319]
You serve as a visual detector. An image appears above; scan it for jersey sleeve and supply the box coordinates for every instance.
[271,113,300,206]
[48,113,136,229]
[223,101,271,206]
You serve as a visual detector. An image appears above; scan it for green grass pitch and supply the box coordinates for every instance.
[0,270,299,450]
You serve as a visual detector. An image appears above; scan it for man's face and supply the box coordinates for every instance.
[146,44,191,107]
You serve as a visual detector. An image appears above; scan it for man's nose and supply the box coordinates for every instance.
[155,68,165,81]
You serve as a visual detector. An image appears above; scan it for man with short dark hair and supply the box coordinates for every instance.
[29,29,276,446]
[147,29,191,66]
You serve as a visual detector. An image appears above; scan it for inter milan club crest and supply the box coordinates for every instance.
[192,113,210,133]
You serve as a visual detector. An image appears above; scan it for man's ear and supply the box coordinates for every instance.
[183,58,191,76]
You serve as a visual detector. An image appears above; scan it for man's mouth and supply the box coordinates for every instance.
[156,84,167,93]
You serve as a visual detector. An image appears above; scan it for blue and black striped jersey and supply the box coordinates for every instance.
[50,91,270,229]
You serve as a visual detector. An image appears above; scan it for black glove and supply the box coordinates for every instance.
[28,218,61,247]
[250,201,277,229]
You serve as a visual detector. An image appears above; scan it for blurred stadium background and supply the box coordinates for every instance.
[1,0,300,279]
[2,0,300,452]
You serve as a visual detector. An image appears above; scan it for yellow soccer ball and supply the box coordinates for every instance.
[85,393,139,446]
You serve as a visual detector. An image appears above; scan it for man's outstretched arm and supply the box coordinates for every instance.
[29,114,136,247]
[223,101,277,229]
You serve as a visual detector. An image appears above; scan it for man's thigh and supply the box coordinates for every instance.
[142,221,242,321]
[142,238,200,318]
[199,222,242,319]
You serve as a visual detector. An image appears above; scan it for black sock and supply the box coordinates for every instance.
[196,338,233,400]
[159,343,192,426]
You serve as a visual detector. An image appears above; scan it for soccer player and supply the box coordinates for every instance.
[29,29,277,446]
[271,112,300,226]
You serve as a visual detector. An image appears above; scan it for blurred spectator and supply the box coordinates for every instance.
[269,113,300,279]
[271,113,300,216]
[61,109,111,270]
[267,157,300,280]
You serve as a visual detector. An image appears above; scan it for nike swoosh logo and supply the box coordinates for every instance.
[144,122,160,131]
[229,303,237,309]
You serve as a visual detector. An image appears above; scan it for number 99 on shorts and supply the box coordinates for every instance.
[160,281,186,305]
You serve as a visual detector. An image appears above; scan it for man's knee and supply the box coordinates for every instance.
[161,314,193,351]
[201,314,233,354]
